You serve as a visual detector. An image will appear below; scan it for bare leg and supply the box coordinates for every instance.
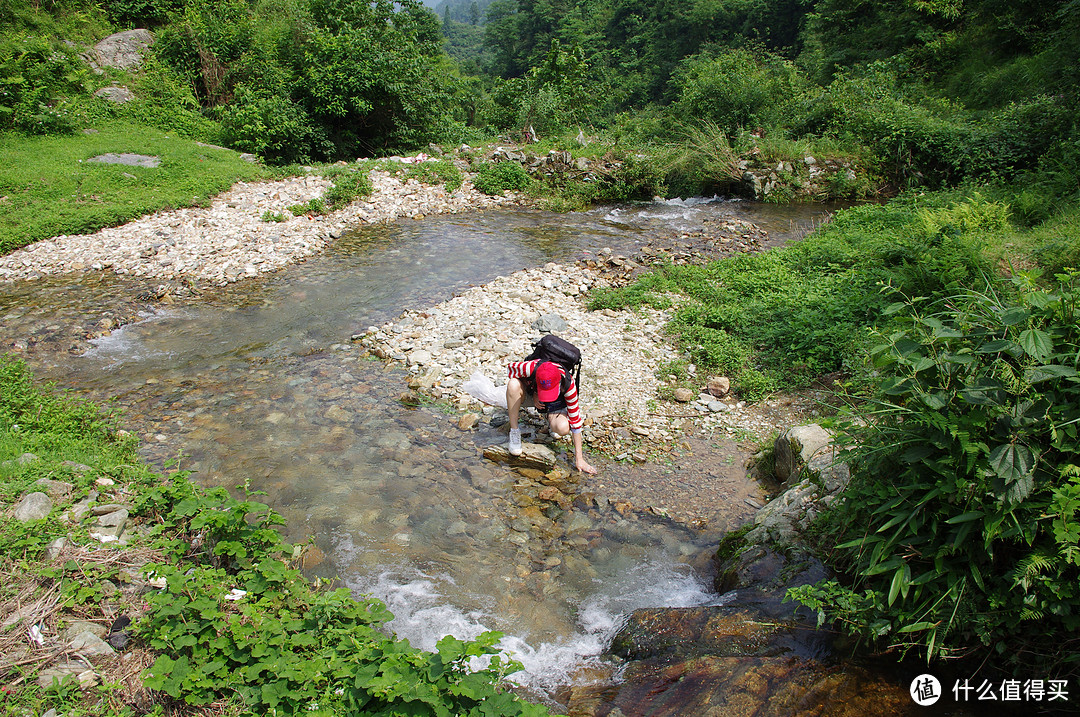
[506,378,525,430]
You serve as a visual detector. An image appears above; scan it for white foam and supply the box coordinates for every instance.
[603,196,739,233]
[344,556,727,695]
[82,309,181,367]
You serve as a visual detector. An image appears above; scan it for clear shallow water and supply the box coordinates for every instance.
[1,200,829,700]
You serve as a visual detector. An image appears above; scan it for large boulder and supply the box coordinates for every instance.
[773,423,833,483]
[93,29,153,70]
[14,492,52,522]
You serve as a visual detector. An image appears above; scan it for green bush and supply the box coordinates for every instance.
[472,160,532,195]
[0,32,86,134]
[322,167,373,209]
[791,273,1080,679]
[669,48,815,137]
[220,88,332,165]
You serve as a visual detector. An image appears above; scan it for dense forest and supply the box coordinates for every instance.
[3,0,1080,706]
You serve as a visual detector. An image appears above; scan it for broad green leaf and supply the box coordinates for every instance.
[1019,328,1053,361]
[902,444,934,463]
[1000,307,1030,326]
[896,621,936,633]
[1025,364,1079,383]
[989,443,1035,485]
[975,338,1020,354]
[911,356,936,372]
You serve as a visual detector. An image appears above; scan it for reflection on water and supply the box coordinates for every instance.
[0,200,831,699]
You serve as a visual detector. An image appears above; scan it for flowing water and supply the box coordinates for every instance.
[1,198,835,703]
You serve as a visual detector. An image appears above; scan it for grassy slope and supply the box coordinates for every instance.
[0,124,274,254]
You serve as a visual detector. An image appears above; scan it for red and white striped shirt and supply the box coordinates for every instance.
[507,359,583,432]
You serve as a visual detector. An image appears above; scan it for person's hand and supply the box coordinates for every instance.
[575,457,597,475]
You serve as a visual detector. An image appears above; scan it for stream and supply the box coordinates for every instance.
[3,198,849,708]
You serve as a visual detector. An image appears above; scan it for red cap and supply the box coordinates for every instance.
[536,362,562,403]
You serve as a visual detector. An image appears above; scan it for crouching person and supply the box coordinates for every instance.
[505,358,597,475]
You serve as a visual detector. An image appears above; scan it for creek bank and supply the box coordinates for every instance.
[564,425,922,715]
[0,167,523,287]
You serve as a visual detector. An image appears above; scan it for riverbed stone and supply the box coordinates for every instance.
[94,85,136,103]
[707,376,730,397]
[17,452,41,466]
[62,620,108,641]
[14,492,52,522]
[96,507,129,528]
[34,478,74,499]
[773,423,833,483]
[530,314,568,333]
[483,442,556,470]
[673,388,696,402]
[67,630,116,657]
[87,152,160,168]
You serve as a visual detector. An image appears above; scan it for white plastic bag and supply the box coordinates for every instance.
[462,371,508,408]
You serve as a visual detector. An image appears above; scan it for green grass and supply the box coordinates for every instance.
[0,122,273,254]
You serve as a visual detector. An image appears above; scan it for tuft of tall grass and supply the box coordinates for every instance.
[655,121,742,198]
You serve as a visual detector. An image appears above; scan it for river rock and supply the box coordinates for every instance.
[94,85,135,103]
[62,620,108,641]
[34,478,74,499]
[610,606,818,661]
[67,630,115,657]
[37,662,97,689]
[571,650,917,717]
[45,536,67,560]
[96,507,129,528]
[87,152,160,168]
[774,423,833,483]
[707,376,730,397]
[673,388,696,402]
[17,452,41,466]
[530,314,568,333]
[14,492,52,522]
[483,442,556,470]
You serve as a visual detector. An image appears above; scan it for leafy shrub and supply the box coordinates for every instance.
[220,89,331,165]
[321,167,373,209]
[102,0,184,28]
[821,64,1072,188]
[486,41,595,135]
[0,33,85,134]
[669,48,815,138]
[77,59,221,141]
[472,161,532,195]
[791,273,1080,679]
